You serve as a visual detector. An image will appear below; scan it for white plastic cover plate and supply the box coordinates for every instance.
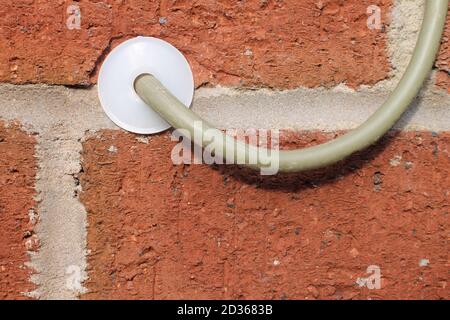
[98,37,194,134]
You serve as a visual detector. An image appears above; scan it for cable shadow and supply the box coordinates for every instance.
[394,94,424,131]
[205,130,403,193]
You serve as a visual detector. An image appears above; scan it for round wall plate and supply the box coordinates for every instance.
[98,37,194,134]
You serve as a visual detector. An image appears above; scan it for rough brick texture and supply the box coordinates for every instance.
[0,0,393,88]
[80,130,449,300]
[0,122,37,299]
[436,70,450,92]
[1,1,449,90]
[436,5,450,92]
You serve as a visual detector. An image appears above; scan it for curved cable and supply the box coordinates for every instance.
[135,0,449,173]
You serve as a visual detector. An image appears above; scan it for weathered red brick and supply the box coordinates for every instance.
[80,130,449,300]
[436,70,450,93]
[0,122,37,299]
[0,0,393,89]
[436,5,449,71]
[436,5,449,92]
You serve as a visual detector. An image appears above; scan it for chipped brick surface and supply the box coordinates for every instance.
[436,70,450,93]
[436,5,450,92]
[0,0,392,89]
[0,122,37,299]
[80,130,449,300]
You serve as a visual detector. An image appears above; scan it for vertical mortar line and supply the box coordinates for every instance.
[383,0,425,88]
[28,128,88,299]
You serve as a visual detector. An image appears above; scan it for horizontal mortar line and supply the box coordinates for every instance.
[0,85,449,133]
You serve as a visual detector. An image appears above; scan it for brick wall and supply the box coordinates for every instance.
[80,131,449,299]
[437,5,450,91]
[1,0,394,88]
[0,1,448,299]
[0,122,37,299]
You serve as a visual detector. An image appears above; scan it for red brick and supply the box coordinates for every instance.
[0,0,392,89]
[436,5,449,72]
[436,5,449,92]
[0,122,37,299]
[80,130,449,300]
[436,70,450,93]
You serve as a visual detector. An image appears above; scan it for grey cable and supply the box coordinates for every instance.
[135,0,449,173]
